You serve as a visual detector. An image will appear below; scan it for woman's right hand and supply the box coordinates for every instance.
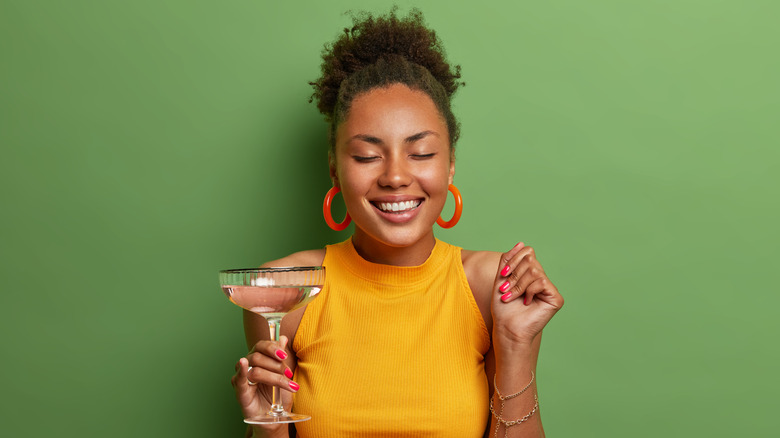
[231,335,298,436]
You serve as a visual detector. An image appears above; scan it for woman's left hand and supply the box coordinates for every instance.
[491,242,564,351]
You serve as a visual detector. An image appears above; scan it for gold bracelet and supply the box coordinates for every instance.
[490,371,537,438]
[489,393,539,436]
[494,371,534,401]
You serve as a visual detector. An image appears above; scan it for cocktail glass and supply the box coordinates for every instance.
[219,266,325,424]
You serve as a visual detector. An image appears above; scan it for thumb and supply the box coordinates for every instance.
[279,335,289,351]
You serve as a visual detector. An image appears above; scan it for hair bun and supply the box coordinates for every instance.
[310,8,463,119]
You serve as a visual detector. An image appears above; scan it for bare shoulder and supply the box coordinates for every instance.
[461,249,503,331]
[461,249,503,288]
[260,249,326,269]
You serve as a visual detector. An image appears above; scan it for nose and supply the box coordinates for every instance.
[377,155,412,189]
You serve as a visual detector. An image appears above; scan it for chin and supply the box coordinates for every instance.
[358,224,435,249]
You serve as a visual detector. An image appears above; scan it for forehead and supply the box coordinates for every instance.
[337,84,448,141]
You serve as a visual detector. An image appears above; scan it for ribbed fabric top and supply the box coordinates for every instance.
[292,238,490,437]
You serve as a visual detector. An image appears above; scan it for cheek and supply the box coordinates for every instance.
[337,165,370,198]
[422,163,454,188]
[421,177,452,205]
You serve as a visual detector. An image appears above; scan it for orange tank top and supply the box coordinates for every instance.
[292,238,490,437]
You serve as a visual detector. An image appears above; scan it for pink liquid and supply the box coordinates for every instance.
[221,285,322,316]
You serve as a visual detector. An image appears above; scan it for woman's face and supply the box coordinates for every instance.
[332,83,455,254]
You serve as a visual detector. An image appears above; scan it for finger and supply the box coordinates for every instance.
[245,364,299,393]
[246,351,290,377]
[525,277,563,308]
[277,335,294,379]
[232,357,254,394]
[233,358,264,411]
[249,339,291,363]
[497,247,539,301]
[497,242,525,278]
[500,274,543,305]
[512,262,546,297]
[495,243,526,299]
[499,246,538,283]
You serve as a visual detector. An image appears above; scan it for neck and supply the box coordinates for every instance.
[350,229,437,266]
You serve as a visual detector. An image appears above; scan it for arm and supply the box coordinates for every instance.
[489,333,544,437]
[466,244,563,437]
[231,250,326,438]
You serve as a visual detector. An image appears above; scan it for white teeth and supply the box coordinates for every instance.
[377,200,420,213]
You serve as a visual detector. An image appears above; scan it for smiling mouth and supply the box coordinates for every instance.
[371,200,423,214]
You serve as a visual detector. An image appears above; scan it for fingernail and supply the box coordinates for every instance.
[523,296,528,305]
[514,242,524,248]
[500,265,511,277]
[284,368,293,379]
[501,292,512,301]
[275,350,288,360]
[499,281,510,292]
[289,381,299,391]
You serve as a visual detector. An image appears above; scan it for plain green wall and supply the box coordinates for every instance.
[1,1,778,436]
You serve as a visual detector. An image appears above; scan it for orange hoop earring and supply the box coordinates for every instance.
[436,184,463,229]
[323,187,351,231]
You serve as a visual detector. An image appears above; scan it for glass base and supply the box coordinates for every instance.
[244,412,310,425]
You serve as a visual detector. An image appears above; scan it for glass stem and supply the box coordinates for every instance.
[267,316,285,416]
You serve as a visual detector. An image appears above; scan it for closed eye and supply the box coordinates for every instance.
[411,153,435,160]
[353,155,380,163]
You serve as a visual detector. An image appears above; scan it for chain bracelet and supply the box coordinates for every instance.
[489,394,539,437]
[494,371,535,401]
[490,371,538,438]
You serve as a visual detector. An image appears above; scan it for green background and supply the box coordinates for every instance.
[2,0,778,436]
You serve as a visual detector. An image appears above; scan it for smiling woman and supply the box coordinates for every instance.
[230,8,564,438]
[335,84,455,263]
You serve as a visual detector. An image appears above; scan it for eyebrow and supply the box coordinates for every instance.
[350,130,439,145]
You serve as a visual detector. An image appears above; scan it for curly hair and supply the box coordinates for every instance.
[309,8,464,150]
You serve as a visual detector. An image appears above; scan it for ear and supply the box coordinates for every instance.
[328,150,339,188]
[448,156,456,185]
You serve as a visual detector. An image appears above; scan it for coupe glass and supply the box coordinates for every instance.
[219,266,325,424]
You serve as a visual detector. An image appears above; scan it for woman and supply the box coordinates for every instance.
[231,9,563,438]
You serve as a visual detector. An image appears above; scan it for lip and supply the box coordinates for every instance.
[369,197,425,224]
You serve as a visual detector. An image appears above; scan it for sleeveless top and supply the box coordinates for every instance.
[292,238,491,437]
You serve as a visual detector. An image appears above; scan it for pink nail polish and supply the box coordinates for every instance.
[501,292,511,301]
[500,265,511,277]
[499,281,510,292]
[285,368,293,379]
[289,381,300,391]
[523,296,528,305]
[275,350,288,360]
